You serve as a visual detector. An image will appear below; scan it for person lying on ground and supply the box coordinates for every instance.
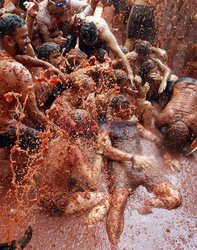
[156,77,197,155]
[97,95,182,246]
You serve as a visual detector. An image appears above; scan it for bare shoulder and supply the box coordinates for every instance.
[0,59,32,87]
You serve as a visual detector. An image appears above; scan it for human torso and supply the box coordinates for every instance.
[109,119,141,154]
[0,51,23,132]
[159,81,197,135]
[36,0,78,35]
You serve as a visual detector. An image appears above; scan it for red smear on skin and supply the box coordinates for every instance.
[34,71,61,86]
[48,75,61,86]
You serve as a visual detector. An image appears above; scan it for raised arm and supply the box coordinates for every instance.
[153,58,171,94]
[24,0,39,40]
[102,27,135,88]
[72,0,94,21]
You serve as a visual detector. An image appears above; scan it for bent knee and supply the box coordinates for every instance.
[153,182,182,209]
[144,101,153,108]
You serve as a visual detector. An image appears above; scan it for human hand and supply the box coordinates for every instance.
[128,73,136,89]
[97,131,110,153]
[127,51,138,60]
[75,13,85,25]
[133,155,155,171]
[164,157,180,171]
[54,33,68,47]
[158,80,167,94]
[24,0,39,18]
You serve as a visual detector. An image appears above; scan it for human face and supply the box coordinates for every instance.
[14,25,31,55]
[49,51,62,68]
[48,0,68,15]
[115,102,131,120]
[81,35,98,46]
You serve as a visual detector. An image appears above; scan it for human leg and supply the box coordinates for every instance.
[106,163,130,246]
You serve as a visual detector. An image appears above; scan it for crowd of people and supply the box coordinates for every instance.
[0,0,196,249]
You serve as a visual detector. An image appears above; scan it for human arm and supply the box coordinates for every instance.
[151,46,168,61]
[15,55,65,77]
[153,58,171,94]
[97,130,134,161]
[136,122,180,171]
[24,0,38,40]
[72,0,93,21]
[102,27,135,87]
[136,122,162,144]
[9,65,47,129]
[98,129,156,171]
[0,2,16,16]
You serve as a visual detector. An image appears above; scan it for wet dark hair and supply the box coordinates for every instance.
[135,40,151,56]
[175,77,197,85]
[111,95,130,109]
[0,14,25,38]
[80,22,99,42]
[114,69,128,85]
[94,48,108,63]
[37,42,61,60]
[166,77,197,99]
[139,59,157,85]
[165,120,190,149]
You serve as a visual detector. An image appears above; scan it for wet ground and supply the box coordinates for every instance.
[0,146,196,250]
[0,1,196,249]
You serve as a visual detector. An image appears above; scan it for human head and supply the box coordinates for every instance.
[72,75,95,100]
[135,40,151,56]
[139,59,157,85]
[47,0,69,15]
[80,22,99,46]
[66,48,87,71]
[0,14,30,56]
[110,95,131,119]
[114,69,128,87]
[37,42,61,68]
[70,109,96,136]
[165,120,190,150]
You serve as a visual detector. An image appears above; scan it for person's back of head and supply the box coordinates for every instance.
[135,40,151,56]
[80,21,99,44]
[37,42,61,60]
[0,13,25,39]
[110,95,130,110]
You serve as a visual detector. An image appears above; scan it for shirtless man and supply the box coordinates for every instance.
[125,0,160,50]
[38,128,110,226]
[127,40,177,100]
[78,16,135,86]
[0,14,47,150]
[36,0,92,47]
[156,78,197,155]
[98,95,182,246]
